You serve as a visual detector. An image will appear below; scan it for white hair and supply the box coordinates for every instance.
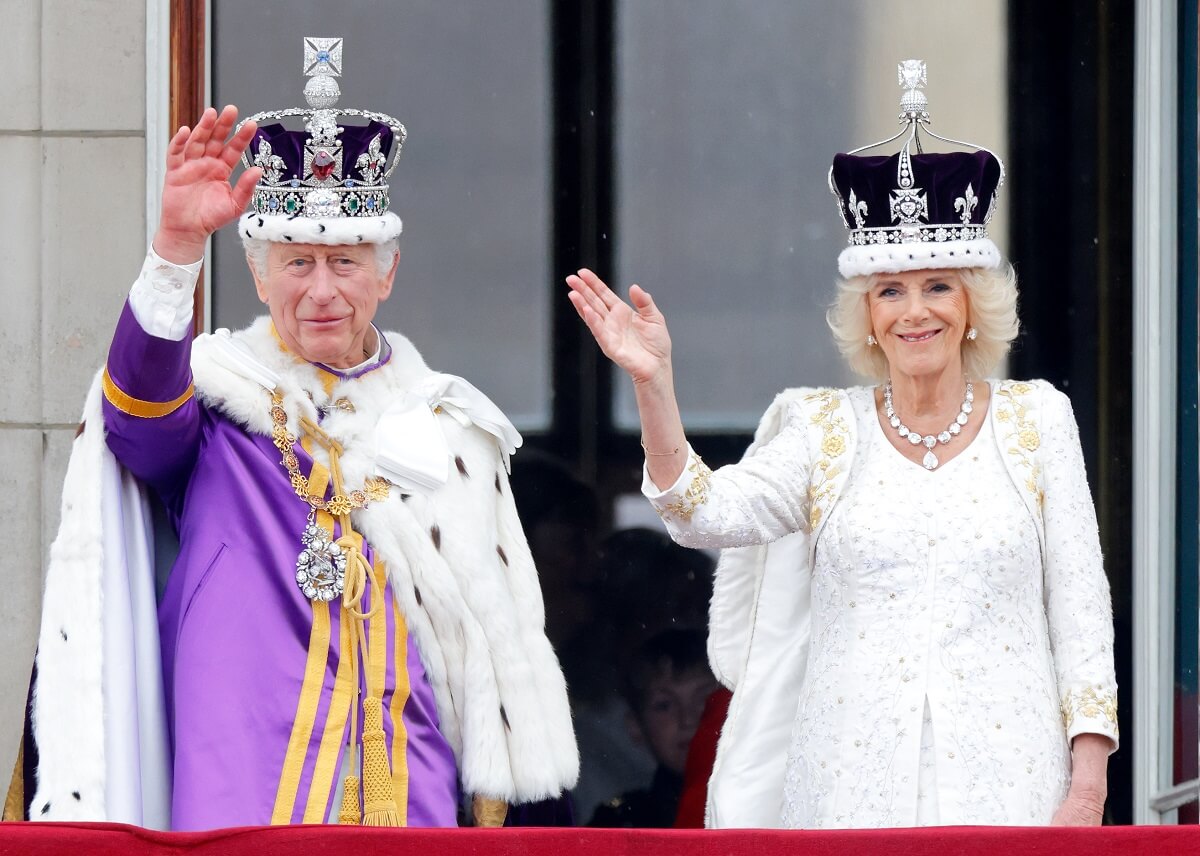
[241,235,399,278]
[826,264,1020,380]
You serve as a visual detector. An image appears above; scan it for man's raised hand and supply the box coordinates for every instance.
[153,106,262,265]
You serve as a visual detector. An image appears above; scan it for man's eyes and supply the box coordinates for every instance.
[285,257,357,268]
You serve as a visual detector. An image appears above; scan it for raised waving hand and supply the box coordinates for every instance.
[566,268,688,488]
[153,105,262,264]
[565,268,673,386]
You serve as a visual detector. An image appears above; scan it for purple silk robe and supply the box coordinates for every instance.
[102,303,459,830]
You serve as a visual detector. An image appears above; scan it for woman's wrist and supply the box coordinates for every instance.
[1068,733,1111,797]
[631,362,675,394]
[1067,775,1108,795]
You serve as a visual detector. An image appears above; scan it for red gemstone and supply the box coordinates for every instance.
[312,150,336,180]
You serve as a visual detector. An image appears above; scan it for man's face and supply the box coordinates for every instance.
[250,242,397,368]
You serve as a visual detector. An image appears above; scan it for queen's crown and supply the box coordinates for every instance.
[828,61,1007,277]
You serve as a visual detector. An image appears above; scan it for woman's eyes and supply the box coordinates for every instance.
[876,282,953,298]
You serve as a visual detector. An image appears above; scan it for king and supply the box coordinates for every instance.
[22,37,578,830]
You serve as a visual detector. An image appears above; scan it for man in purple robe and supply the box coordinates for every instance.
[24,39,577,831]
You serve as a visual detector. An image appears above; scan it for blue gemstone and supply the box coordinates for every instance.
[345,179,355,187]
[366,198,375,209]
[317,50,330,62]
[290,179,300,188]
[269,198,279,210]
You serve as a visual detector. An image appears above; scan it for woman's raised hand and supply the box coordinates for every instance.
[153,105,263,264]
[566,269,673,387]
[568,268,687,484]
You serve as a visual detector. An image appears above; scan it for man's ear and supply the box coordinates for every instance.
[378,250,400,301]
[248,255,270,305]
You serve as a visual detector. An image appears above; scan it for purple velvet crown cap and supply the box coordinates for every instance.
[831,150,1001,231]
[249,120,394,188]
[830,149,1004,278]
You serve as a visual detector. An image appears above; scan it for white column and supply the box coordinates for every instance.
[1132,0,1179,826]
[0,0,150,793]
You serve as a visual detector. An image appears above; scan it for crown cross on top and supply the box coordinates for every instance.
[897,59,929,119]
[238,35,407,228]
[304,37,343,77]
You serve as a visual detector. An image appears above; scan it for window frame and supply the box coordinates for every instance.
[1131,0,1199,824]
[153,0,1185,823]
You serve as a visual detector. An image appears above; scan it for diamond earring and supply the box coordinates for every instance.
[965,327,978,341]
[866,334,877,346]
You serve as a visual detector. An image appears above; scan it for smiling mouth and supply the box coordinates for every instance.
[898,329,941,343]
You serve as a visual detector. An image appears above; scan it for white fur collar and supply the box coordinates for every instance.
[192,318,521,493]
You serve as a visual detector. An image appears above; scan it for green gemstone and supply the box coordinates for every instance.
[347,195,360,214]
[284,196,298,214]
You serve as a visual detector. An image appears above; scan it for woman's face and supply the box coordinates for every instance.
[867,269,970,381]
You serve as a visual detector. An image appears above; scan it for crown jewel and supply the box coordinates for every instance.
[828,60,1006,278]
[897,59,929,116]
[236,37,406,241]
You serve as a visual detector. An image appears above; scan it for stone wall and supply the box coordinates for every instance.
[0,0,148,779]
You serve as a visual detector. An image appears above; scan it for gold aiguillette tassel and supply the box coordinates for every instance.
[338,774,362,825]
[360,695,402,826]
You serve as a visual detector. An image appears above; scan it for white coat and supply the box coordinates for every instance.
[643,381,1119,828]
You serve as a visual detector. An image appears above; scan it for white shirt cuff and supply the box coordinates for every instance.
[128,248,203,341]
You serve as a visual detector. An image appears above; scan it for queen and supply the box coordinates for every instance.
[567,61,1118,828]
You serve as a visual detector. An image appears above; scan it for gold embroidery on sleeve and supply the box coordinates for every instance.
[1060,687,1119,732]
[661,454,713,522]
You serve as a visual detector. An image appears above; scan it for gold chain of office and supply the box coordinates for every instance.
[270,390,390,515]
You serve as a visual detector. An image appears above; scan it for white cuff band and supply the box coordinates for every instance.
[128,248,202,341]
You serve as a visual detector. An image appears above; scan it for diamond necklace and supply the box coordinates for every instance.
[883,381,974,470]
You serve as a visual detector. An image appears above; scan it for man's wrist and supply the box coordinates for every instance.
[152,229,208,266]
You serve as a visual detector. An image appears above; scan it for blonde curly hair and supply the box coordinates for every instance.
[826,264,1019,381]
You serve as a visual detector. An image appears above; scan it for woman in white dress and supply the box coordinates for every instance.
[565,66,1118,829]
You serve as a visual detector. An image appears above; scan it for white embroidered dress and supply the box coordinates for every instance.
[643,382,1118,828]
